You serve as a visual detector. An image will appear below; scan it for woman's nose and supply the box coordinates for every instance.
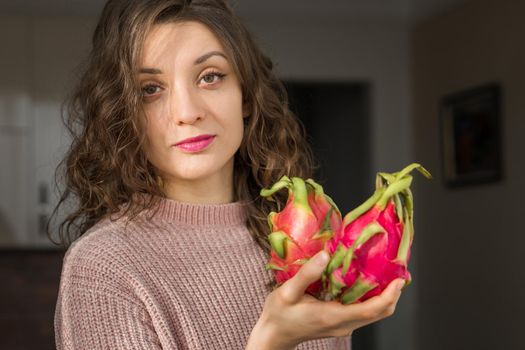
[170,85,205,125]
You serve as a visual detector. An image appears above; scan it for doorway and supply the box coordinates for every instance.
[284,81,375,350]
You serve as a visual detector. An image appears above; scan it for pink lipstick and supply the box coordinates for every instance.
[173,134,216,153]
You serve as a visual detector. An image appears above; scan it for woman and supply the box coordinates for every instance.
[51,1,404,349]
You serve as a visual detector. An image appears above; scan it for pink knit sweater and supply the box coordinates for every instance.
[54,194,350,349]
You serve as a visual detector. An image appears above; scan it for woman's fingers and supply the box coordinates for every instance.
[291,278,404,339]
[278,251,330,304]
[278,251,404,321]
[261,266,406,345]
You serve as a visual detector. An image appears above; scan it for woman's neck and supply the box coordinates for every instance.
[161,163,235,204]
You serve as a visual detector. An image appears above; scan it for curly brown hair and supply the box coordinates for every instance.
[48,0,318,252]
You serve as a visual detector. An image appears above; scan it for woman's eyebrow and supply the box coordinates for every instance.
[194,51,227,65]
[139,51,227,74]
[139,68,162,74]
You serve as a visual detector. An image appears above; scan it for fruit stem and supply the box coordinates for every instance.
[343,188,385,226]
[396,207,412,264]
[395,163,433,182]
[377,176,413,209]
[290,177,313,213]
[260,176,291,198]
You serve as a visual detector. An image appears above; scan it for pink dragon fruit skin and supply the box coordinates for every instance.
[325,163,432,304]
[261,176,342,297]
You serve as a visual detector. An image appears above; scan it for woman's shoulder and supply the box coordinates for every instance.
[57,216,144,304]
[61,215,135,275]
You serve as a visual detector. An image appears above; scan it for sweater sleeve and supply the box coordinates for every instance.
[54,236,168,350]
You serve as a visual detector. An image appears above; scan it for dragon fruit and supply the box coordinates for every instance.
[260,176,342,297]
[324,163,432,304]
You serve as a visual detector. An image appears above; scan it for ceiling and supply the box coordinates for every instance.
[0,0,465,24]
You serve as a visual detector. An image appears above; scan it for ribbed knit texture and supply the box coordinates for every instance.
[54,194,351,350]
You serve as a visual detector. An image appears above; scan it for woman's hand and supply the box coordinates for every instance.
[246,251,405,350]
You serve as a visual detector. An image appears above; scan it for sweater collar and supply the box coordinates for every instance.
[131,193,248,226]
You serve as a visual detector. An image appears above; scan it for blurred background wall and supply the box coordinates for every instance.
[412,0,525,348]
[1,0,523,349]
[0,15,93,248]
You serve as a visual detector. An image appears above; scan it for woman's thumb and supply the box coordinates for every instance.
[281,250,330,303]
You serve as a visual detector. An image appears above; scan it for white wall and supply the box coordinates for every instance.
[0,15,94,247]
[0,16,33,246]
[244,16,414,186]
[0,12,414,350]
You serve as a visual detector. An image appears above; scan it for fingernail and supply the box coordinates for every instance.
[315,251,329,266]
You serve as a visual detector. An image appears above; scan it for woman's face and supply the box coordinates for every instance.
[139,21,246,188]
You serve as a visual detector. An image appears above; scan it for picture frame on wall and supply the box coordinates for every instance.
[439,83,502,188]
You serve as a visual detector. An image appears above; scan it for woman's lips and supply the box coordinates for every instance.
[173,135,216,153]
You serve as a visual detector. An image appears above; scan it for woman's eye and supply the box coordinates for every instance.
[200,71,226,85]
[142,84,161,97]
